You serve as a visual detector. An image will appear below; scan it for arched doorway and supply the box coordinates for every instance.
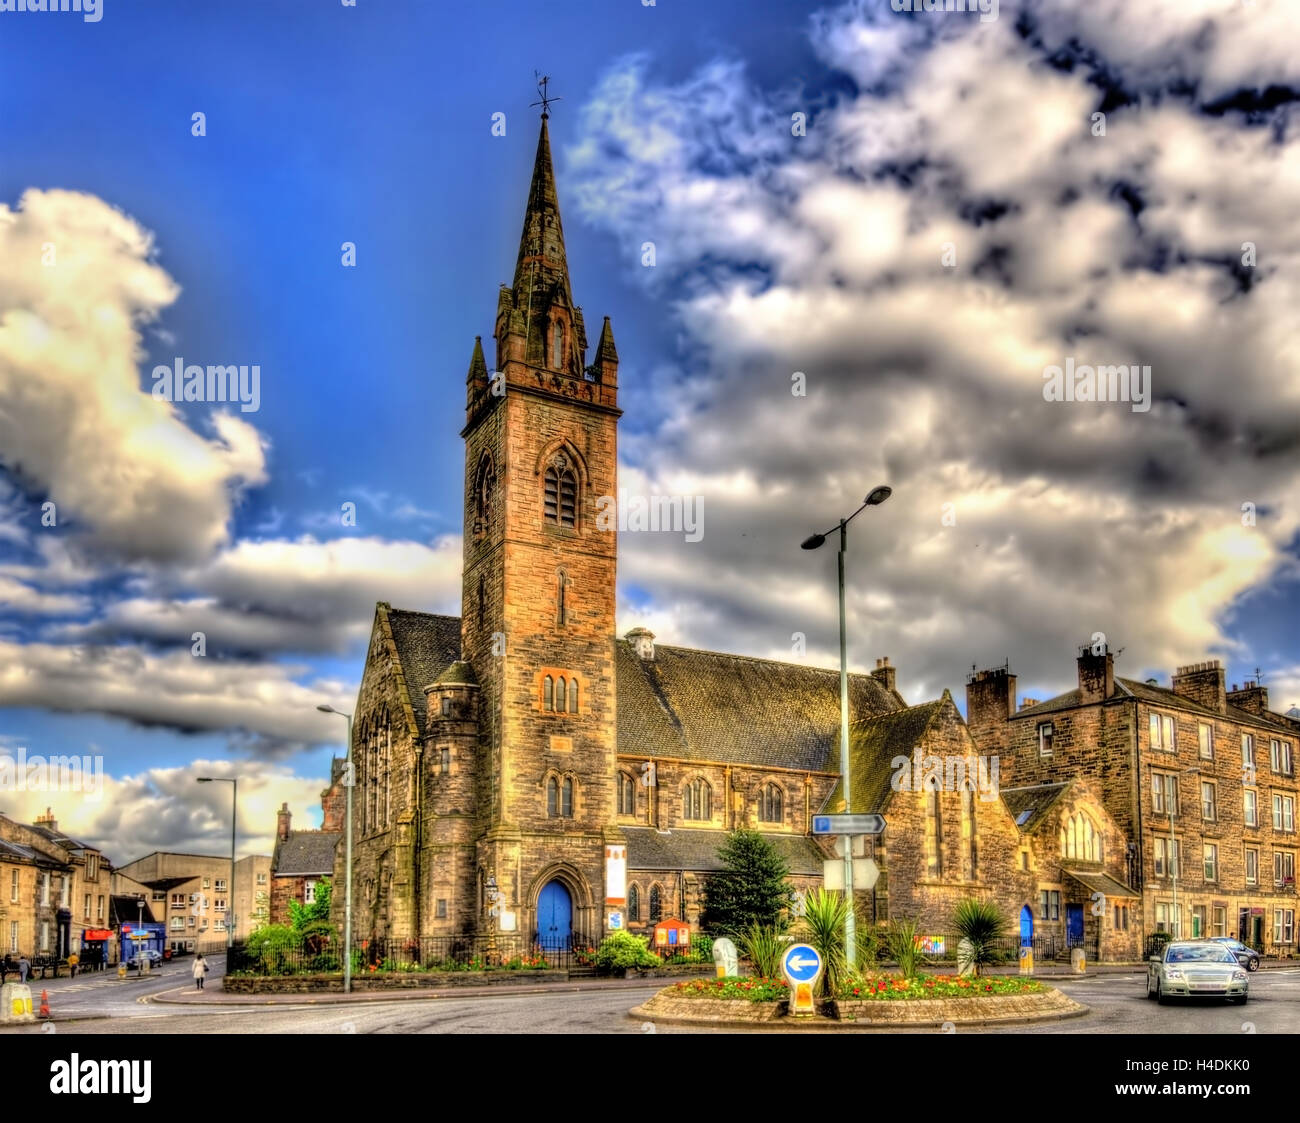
[537,880,572,950]
[1019,904,1034,946]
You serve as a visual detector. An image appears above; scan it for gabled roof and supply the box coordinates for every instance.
[825,698,948,814]
[616,640,901,771]
[272,832,341,878]
[1000,782,1072,834]
[383,608,461,735]
[1062,867,1138,899]
[622,827,824,876]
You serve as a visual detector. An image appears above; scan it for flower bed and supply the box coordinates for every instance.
[668,976,790,1003]
[839,973,1044,1001]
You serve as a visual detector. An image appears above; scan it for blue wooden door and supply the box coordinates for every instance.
[537,881,572,950]
[1019,905,1034,946]
[1066,904,1084,945]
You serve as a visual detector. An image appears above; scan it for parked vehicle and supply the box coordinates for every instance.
[1204,936,1261,972]
[1146,941,1248,1004]
[126,949,164,968]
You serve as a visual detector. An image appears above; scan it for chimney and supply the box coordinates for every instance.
[276,802,292,842]
[1019,698,1040,712]
[1228,679,1270,717]
[1172,660,1227,714]
[1077,644,1114,704]
[966,665,1018,732]
[871,657,897,696]
[626,627,655,661]
[34,807,57,831]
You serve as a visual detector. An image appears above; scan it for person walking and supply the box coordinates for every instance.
[192,952,208,991]
[17,954,30,983]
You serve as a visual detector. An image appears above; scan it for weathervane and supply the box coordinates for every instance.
[530,72,561,119]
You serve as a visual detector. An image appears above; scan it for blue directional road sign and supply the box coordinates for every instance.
[782,943,823,984]
[811,813,886,835]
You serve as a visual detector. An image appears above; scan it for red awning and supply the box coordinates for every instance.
[82,929,113,940]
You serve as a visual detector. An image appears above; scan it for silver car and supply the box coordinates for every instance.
[1147,941,1248,1004]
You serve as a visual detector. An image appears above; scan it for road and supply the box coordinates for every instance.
[4,961,1299,1034]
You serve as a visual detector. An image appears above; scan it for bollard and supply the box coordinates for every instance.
[0,983,35,1024]
[38,989,50,1018]
[1070,947,1087,974]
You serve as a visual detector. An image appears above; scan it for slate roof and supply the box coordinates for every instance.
[623,827,825,876]
[825,699,947,814]
[25,823,91,851]
[272,832,341,877]
[1000,783,1072,834]
[378,608,902,767]
[384,609,462,733]
[615,640,900,771]
[0,839,61,867]
[1014,677,1299,735]
[1062,867,1139,899]
[109,895,158,925]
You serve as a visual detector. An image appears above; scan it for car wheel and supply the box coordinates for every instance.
[1146,974,1157,1000]
[1156,979,1169,1005]
[1247,958,1259,972]
[1229,994,1247,1005]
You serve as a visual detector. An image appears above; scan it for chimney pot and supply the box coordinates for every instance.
[626,627,656,661]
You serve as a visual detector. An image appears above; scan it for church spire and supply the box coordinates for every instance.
[512,113,571,303]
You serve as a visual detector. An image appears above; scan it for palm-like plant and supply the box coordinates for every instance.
[952,898,1006,976]
[796,888,848,994]
[739,923,785,980]
[885,916,925,980]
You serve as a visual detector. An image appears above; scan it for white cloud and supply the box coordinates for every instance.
[0,188,267,565]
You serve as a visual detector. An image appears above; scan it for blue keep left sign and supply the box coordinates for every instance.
[782,943,822,984]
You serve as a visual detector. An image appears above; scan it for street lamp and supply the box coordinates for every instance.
[1170,766,1201,940]
[318,703,354,993]
[485,875,500,966]
[196,776,237,950]
[800,484,892,968]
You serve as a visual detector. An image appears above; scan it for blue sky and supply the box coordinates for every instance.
[2,0,1298,859]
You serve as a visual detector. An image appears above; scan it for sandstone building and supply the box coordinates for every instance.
[968,649,1300,956]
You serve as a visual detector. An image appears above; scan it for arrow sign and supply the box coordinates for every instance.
[812,813,886,836]
[782,942,823,985]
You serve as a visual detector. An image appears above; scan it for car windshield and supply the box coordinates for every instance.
[1166,945,1236,963]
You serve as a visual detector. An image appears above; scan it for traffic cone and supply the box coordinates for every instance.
[38,990,50,1019]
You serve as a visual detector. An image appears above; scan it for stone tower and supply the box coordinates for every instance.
[460,111,622,941]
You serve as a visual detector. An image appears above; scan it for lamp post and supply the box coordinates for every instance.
[1169,766,1201,940]
[800,484,892,968]
[196,776,237,950]
[317,704,354,993]
[485,876,500,966]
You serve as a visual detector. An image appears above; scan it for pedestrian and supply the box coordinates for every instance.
[67,952,78,979]
[192,952,208,991]
[17,954,30,983]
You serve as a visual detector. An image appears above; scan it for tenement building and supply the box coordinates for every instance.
[968,648,1300,956]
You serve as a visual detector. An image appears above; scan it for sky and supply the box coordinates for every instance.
[1,0,1298,864]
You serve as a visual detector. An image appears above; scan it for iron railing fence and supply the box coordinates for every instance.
[227,932,600,977]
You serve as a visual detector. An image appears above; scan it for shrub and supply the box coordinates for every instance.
[739,923,785,980]
[593,931,661,973]
[952,898,1007,976]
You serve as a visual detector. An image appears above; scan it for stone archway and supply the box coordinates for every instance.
[527,863,595,946]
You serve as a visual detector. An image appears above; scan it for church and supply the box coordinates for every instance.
[330,110,909,950]
[327,110,1142,962]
